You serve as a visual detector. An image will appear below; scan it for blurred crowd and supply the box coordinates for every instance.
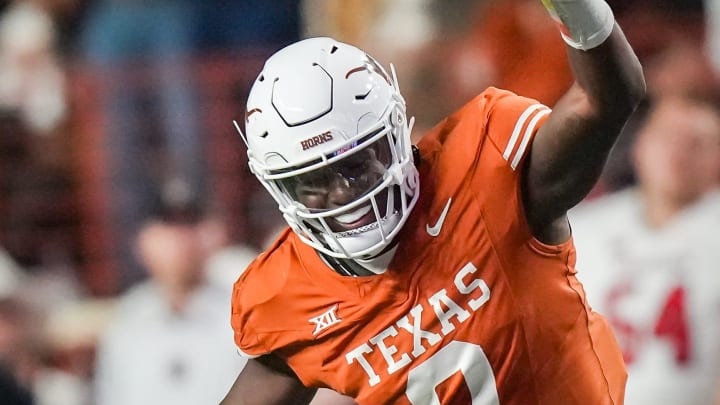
[0,0,719,404]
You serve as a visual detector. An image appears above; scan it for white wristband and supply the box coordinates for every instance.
[541,0,615,51]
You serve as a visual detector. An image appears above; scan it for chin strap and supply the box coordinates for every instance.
[541,0,615,51]
[318,242,398,277]
[318,252,365,277]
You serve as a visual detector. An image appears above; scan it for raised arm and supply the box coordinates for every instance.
[522,0,646,243]
[220,355,317,405]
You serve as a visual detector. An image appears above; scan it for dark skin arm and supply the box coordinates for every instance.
[522,23,646,244]
[220,355,317,405]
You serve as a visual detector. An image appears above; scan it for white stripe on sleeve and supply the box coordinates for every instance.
[503,104,549,161]
[510,108,551,170]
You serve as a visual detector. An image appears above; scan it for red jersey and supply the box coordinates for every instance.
[231,87,627,404]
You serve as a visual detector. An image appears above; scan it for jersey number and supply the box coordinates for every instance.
[406,341,499,405]
[609,284,691,365]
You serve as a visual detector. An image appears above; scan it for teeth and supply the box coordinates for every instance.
[334,205,372,224]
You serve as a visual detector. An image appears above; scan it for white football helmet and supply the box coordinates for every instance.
[236,37,419,261]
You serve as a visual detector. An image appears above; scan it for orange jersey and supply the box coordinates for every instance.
[231,87,626,404]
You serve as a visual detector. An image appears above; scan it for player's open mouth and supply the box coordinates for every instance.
[333,204,373,226]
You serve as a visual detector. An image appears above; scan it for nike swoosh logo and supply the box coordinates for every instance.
[426,198,452,237]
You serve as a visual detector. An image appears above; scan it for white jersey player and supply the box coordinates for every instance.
[571,95,720,405]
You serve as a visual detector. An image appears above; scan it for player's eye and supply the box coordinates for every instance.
[337,157,367,181]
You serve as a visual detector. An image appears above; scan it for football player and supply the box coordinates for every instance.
[222,0,645,403]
